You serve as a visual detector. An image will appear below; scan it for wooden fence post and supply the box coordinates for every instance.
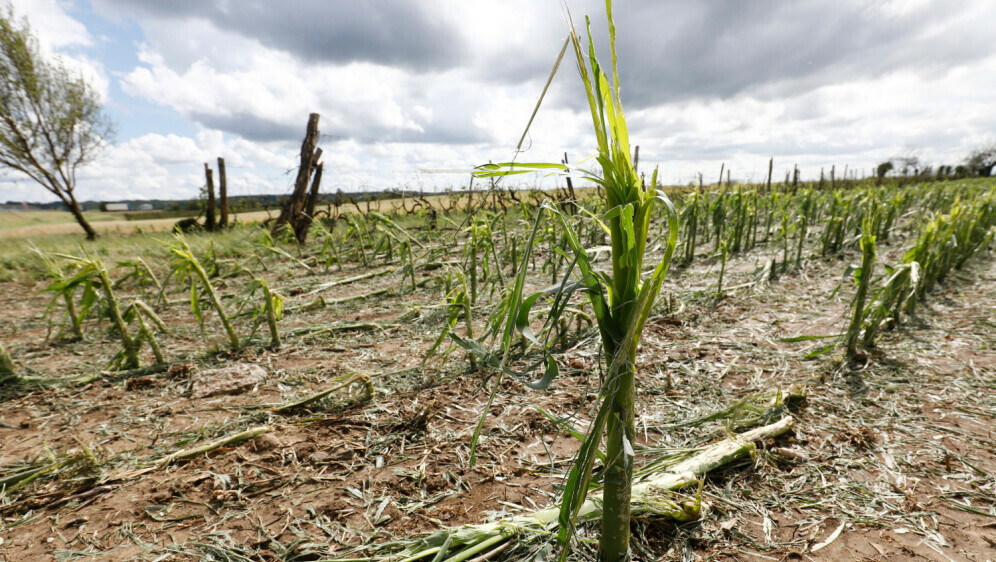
[272,113,321,238]
[204,163,217,232]
[296,162,325,243]
[218,157,229,228]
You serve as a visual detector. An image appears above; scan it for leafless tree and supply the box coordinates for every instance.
[965,141,996,177]
[895,145,923,177]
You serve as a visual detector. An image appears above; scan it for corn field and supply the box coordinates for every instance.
[1,5,995,556]
[1,163,993,560]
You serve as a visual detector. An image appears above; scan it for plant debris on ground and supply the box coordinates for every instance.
[0,180,993,561]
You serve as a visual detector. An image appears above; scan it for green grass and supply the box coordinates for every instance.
[0,210,119,231]
[0,226,259,282]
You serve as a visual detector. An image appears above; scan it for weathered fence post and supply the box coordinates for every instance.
[296,160,325,243]
[218,157,229,228]
[272,113,321,240]
[204,163,217,232]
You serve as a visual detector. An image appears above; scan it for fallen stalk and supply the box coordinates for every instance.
[105,425,274,482]
[289,323,394,337]
[165,292,237,308]
[301,268,395,297]
[272,373,373,413]
[11,363,172,389]
[154,425,274,466]
[349,416,796,562]
[285,287,393,314]
[0,462,63,492]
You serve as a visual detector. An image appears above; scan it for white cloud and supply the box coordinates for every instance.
[69,132,296,201]
[8,0,91,49]
[5,0,996,203]
[629,54,996,185]
[121,44,445,143]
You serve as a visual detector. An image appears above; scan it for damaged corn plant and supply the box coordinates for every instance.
[339,415,798,562]
[33,246,88,341]
[853,184,995,353]
[41,250,164,370]
[442,2,682,559]
[166,234,241,351]
[239,275,284,348]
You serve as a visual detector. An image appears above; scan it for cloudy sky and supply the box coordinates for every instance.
[3,0,996,203]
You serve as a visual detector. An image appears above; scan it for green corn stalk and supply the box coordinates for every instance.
[794,193,811,269]
[878,193,901,242]
[423,272,475,370]
[345,215,371,267]
[821,216,840,255]
[747,189,759,250]
[94,257,140,368]
[124,300,168,365]
[0,341,15,376]
[371,211,424,290]
[899,186,995,318]
[861,262,919,348]
[821,191,854,256]
[547,223,559,283]
[731,187,746,253]
[462,286,477,372]
[115,257,163,294]
[468,222,479,306]
[402,238,417,290]
[135,315,162,365]
[762,193,773,243]
[780,202,791,274]
[244,277,283,348]
[168,235,241,351]
[311,219,344,271]
[493,209,510,260]
[712,189,726,249]
[53,252,141,369]
[845,204,878,360]
[716,236,729,297]
[427,292,460,360]
[61,287,85,340]
[483,213,508,292]
[682,193,698,263]
[794,214,807,269]
[468,4,680,558]
[33,248,87,341]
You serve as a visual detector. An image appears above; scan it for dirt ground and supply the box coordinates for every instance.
[0,221,993,561]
